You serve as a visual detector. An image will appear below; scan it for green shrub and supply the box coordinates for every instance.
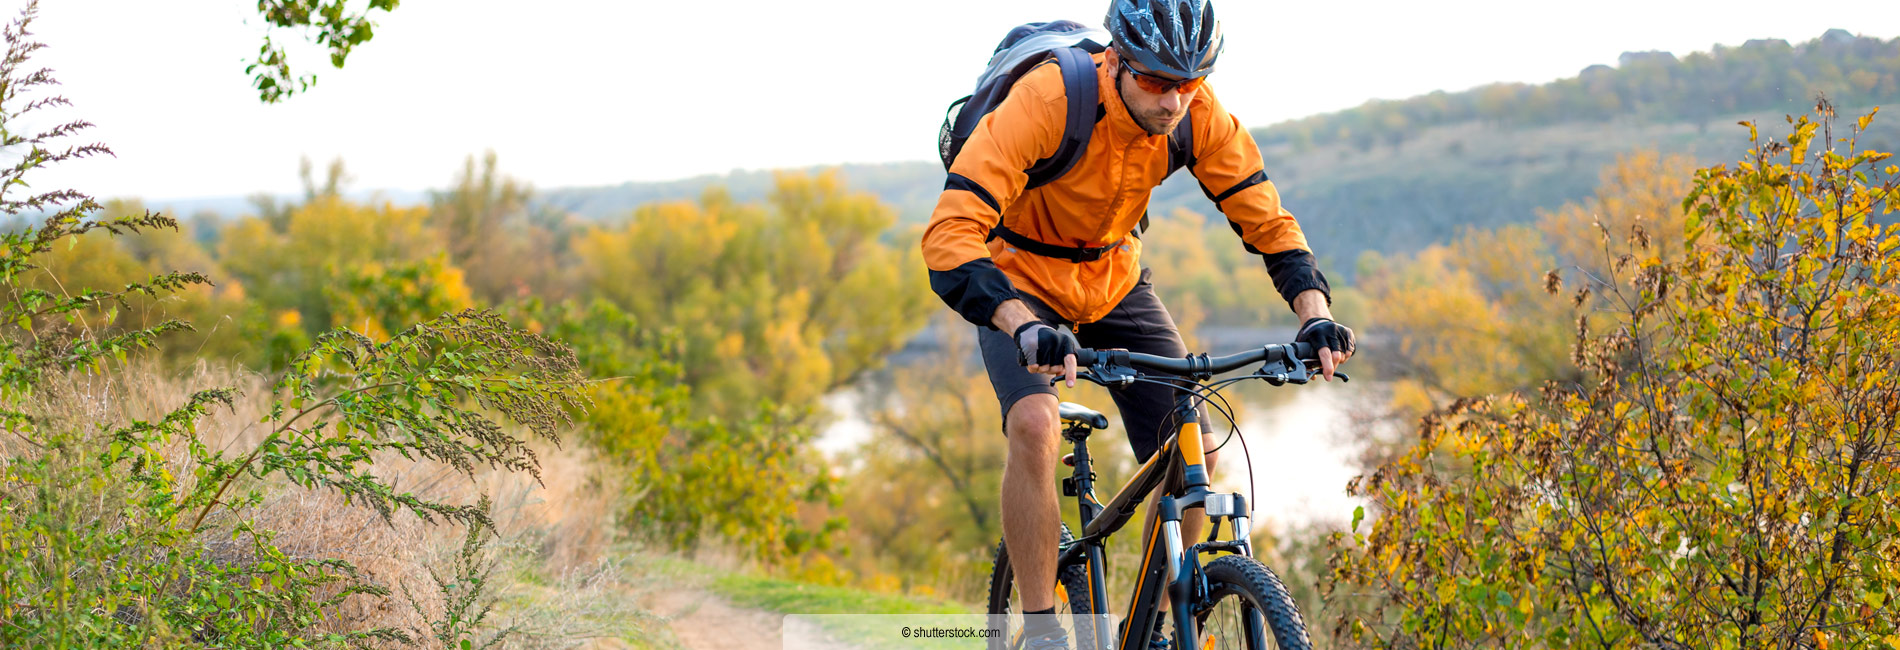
[0,4,590,646]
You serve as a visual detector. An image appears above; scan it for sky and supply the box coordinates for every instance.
[13,0,1900,201]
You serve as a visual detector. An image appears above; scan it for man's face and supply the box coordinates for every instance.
[1111,48,1199,137]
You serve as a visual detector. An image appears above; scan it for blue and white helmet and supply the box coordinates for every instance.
[1104,0,1224,79]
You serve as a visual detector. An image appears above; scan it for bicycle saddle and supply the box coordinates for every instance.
[1058,402,1109,430]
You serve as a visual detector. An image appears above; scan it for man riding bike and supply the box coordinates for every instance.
[920,1,1356,648]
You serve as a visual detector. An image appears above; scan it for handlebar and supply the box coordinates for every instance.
[1067,342,1347,386]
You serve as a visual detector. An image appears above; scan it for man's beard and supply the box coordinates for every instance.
[1131,105,1186,136]
[1119,77,1187,136]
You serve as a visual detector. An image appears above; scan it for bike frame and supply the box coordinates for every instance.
[1054,391,1260,650]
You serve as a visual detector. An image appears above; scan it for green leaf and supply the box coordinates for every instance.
[1352,505,1365,533]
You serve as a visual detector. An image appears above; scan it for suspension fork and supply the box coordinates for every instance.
[1159,494,1205,650]
[1167,394,1213,649]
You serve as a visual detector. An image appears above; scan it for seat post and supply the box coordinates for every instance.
[1068,426,1101,528]
[1058,402,1108,527]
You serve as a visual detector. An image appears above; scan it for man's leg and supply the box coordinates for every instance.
[1000,393,1064,612]
[975,297,1070,615]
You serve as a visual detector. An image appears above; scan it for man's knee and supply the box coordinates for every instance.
[1004,394,1061,460]
[1203,432,1220,475]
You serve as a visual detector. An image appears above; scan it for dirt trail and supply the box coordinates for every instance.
[644,587,847,650]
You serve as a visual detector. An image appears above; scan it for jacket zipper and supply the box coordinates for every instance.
[1096,138,1139,245]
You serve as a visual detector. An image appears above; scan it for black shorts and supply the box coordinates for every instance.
[978,268,1209,464]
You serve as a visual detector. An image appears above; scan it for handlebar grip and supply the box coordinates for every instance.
[1073,348,1097,366]
[1290,341,1351,381]
[1292,341,1315,362]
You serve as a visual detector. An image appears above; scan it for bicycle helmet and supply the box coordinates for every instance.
[1104,0,1224,79]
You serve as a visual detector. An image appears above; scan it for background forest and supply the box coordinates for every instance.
[6,2,1899,647]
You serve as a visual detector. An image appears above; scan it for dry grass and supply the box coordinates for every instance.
[10,358,669,649]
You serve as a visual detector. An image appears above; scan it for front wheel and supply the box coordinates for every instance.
[1193,555,1312,650]
[987,524,1096,650]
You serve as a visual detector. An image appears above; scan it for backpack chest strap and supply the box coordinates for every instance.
[987,224,1124,263]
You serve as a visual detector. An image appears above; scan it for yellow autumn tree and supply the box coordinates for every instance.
[24,200,253,364]
[219,194,466,362]
[323,255,476,340]
[1359,150,1701,417]
[1539,150,1701,273]
[429,152,571,303]
[572,171,933,415]
[1355,223,1574,418]
[1330,104,1900,650]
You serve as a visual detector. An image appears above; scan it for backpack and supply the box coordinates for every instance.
[937,20,1195,193]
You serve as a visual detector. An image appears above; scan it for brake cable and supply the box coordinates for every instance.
[1078,370,1259,517]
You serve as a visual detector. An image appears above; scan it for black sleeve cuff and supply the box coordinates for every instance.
[929,258,1021,329]
[1261,249,1331,309]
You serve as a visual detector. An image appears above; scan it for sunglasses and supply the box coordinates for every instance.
[1119,58,1207,95]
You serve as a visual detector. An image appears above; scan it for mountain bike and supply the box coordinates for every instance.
[987,343,1346,650]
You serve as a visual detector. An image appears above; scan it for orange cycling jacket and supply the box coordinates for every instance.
[921,50,1329,328]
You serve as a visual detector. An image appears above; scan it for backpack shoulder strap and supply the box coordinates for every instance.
[1023,47,1100,190]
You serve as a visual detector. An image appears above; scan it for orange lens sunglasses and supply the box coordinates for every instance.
[1120,59,1206,94]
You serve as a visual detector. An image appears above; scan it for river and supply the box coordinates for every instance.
[817,382,1368,532]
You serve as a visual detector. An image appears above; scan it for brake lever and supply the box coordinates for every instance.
[1057,363,1138,388]
[1256,357,1350,385]
[1300,358,1350,383]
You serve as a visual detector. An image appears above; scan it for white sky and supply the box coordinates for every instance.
[15,0,1900,201]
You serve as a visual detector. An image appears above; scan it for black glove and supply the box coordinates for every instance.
[1296,317,1356,355]
[1014,321,1079,368]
